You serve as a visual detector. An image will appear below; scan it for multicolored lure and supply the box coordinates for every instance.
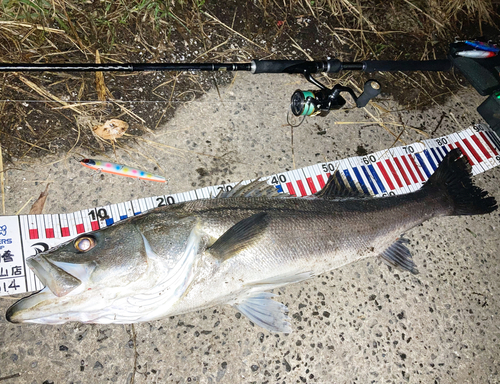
[455,40,499,59]
[464,40,499,53]
[456,50,497,59]
[80,159,167,183]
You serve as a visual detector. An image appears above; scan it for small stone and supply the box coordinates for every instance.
[283,359,291,372]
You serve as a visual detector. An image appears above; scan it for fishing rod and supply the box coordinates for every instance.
[0,58,451,115]
[1,41,499,131]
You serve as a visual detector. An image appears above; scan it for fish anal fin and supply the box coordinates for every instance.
[232,292,291,333]
[208,212,268,262]
[379,237,418,274]
[315,171,364,199]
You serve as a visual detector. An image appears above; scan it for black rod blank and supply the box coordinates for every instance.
[0,59,452,73]
[0,63,253,72]
[362,59,452,72]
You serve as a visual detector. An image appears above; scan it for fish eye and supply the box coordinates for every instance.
[74,236,96,252]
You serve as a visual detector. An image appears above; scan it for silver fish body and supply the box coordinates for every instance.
[6,149,497,332]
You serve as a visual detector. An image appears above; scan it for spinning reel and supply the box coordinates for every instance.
[290,72,381,117]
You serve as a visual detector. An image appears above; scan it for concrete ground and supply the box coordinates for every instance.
[0,73,499,384]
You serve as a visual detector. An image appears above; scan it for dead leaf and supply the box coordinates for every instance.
[29,184,50,214]
[92,119,128,140]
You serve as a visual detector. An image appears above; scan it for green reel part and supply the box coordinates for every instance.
[291,90,318,116]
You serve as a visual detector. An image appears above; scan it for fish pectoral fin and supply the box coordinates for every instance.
[379,237,419,274]
[232,292,292,333]
[208,212,269,262]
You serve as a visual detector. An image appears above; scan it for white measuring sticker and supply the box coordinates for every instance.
[1,124,499,296]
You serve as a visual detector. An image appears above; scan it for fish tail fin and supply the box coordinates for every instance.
[422,148,497,216]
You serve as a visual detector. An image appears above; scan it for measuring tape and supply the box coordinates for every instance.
[1,124,499,296]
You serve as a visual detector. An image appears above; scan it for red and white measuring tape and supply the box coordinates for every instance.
[1,124,499,296]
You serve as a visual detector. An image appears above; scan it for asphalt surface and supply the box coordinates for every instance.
[1,73,499,384]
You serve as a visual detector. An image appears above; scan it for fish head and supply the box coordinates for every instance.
[6,220,151,324]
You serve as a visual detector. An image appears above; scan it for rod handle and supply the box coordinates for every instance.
[251,60,314,74]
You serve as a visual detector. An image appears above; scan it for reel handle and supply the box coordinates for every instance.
[355,80,381,107]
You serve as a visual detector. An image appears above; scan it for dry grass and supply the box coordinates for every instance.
[0,0,497,163]
[0,0,496,61]
[442,0,495,34]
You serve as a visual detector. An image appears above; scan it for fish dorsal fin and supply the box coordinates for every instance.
[208,212,269,261]
[315,171,364,199]
[379,237,418,274]
[232,292,291,333]
[217,179,289,198]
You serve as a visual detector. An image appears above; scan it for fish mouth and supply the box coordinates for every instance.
[6,287,57,323]
[27,254,83,297]
[6,254,96,323]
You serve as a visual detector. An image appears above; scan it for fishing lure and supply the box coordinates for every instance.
[456,50,497,59]
[80,159,167,183]
[464,40,499,53]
